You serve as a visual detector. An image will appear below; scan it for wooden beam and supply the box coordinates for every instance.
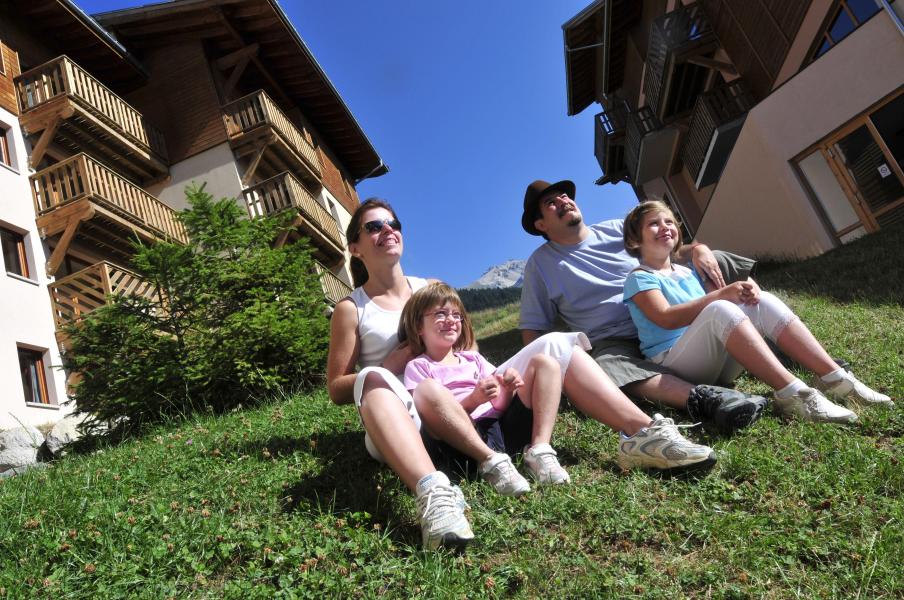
[211,6,294,106]
[45,207,93,277]
[37,199,94,237]
[241,144,267,186]
[686,56,738,75]
[222,53,252,99]
[28,117,62,168]
[215,43,259,69]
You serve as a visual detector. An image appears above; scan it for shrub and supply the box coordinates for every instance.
[63,186,330,435]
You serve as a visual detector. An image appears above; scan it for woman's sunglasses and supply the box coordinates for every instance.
[362,218,402,234]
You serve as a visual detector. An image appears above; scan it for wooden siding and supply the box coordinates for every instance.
[701,0,810,99]
[318,143,359,216]
[0,41,21,116]
[125,42,227,164]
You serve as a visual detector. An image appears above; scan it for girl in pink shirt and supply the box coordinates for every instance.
[402,282,571,495]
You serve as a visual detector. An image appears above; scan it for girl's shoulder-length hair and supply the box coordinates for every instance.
[399,282,475,356]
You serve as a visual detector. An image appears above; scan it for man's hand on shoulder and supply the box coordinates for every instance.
[687,243,726,289]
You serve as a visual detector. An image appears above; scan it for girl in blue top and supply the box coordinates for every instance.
[621,200,891,424]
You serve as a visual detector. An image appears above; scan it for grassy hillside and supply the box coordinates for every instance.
[1,225,901,598]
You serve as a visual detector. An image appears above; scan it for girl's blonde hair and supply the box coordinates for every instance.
[400,282,475,356]
[623,199,682,260]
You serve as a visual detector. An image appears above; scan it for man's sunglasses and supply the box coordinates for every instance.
[362,218,402,234]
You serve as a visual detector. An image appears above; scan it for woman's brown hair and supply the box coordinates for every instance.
[346,198,400,288]
[623,199,682,260]
[399,282,475,356]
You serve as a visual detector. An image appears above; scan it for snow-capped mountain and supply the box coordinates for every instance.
[463,259,526,289]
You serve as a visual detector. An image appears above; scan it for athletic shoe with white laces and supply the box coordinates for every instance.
[774,386,858,423]
[415,472,474,551]
[523,443,570,485]
[617,414,716,473]
[479,453,531,496]
[812,371,892,409]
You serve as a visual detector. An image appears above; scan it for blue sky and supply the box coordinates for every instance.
[79,0,638,287]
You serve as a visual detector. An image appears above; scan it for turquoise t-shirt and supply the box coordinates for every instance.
[622,264,706,358]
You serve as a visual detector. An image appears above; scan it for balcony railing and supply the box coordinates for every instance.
[16,56,168,161]
[49,261,159,329]
[243,171,343,250]
[315,261,352,306]
[625,107,662,182]
[594,103,629,184]
[681,79,755,189]
[31,153,188,243]
[223,90,322,181]
[644,3,717,120]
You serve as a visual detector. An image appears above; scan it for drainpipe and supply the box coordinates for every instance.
[878,0,904,36]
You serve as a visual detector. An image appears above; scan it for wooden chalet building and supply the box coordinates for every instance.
[0,0,386,427]
[563,0,903,257]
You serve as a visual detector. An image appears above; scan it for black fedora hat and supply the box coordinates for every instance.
[521,179,576,236]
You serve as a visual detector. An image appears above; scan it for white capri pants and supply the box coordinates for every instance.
[652,292,797,386]
[353,331,591,462]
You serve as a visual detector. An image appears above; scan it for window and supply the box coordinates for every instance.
[0,41,5,76]
[0,124,12,168]
[811,0,883,60]
[18,347,50,405]
[1,226,30,278]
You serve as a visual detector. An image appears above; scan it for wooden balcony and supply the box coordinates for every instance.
[243,171,344,261]
[624,107,680,185]
[594,104,629,185]
[31,153,188,276]
[16,56,168,184]
[48,261,160,336]
[681,79,755,189]
[315,261,352,306]
[223,90,323,188]
[644,3,719,121]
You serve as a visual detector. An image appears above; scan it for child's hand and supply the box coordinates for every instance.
[472,377,502,405]
[717,281,755,305]
[497,368,523,393]
[740,278,760,305]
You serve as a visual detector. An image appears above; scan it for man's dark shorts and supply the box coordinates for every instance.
[421,395,533,478]
[591,250,756,388]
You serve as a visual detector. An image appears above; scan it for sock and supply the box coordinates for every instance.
[776,378,808,399]
[415,471,449,497]
[820,368,846,384]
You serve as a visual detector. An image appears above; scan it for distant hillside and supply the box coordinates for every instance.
[457,286,522,312]
[464,259,525,289]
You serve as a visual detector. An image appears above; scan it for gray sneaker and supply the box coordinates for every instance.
[479,453,531,496]
[523,443,570,485]
[812,371,892,409]
[415,472,474,551]
[618,414,716,473]
[774,387,858,423]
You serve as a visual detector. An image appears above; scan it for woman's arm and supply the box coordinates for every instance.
[326,299,361,405]
[631,281,753,330]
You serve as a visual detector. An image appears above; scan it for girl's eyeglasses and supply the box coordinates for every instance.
[427,309,464,323]
[362,218,402,234]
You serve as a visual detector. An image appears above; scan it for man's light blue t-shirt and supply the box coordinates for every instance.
[622,264,706,358]
[520,220,640,342]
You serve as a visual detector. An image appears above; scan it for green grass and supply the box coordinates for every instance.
[1,225,902,598]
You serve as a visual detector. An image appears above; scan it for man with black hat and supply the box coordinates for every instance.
[519,179,769,434]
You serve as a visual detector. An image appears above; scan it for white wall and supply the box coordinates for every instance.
[318,187,353,286]
[695,13,904,259]
[0,106,70,429]
[149,142,244,212]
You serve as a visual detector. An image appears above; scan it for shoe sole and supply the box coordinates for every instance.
[718,397,769,434]
[617,451,717,474]
[425,532,474,552]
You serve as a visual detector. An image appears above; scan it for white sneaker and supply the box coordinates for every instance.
[415,472,474,551]
[774,387,858,423]
[813,371,892,408]
[523,443,570,485]
[617,414,716,473]
[479,453,531,496]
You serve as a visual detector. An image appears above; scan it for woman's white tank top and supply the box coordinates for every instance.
[347,276,428,368]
